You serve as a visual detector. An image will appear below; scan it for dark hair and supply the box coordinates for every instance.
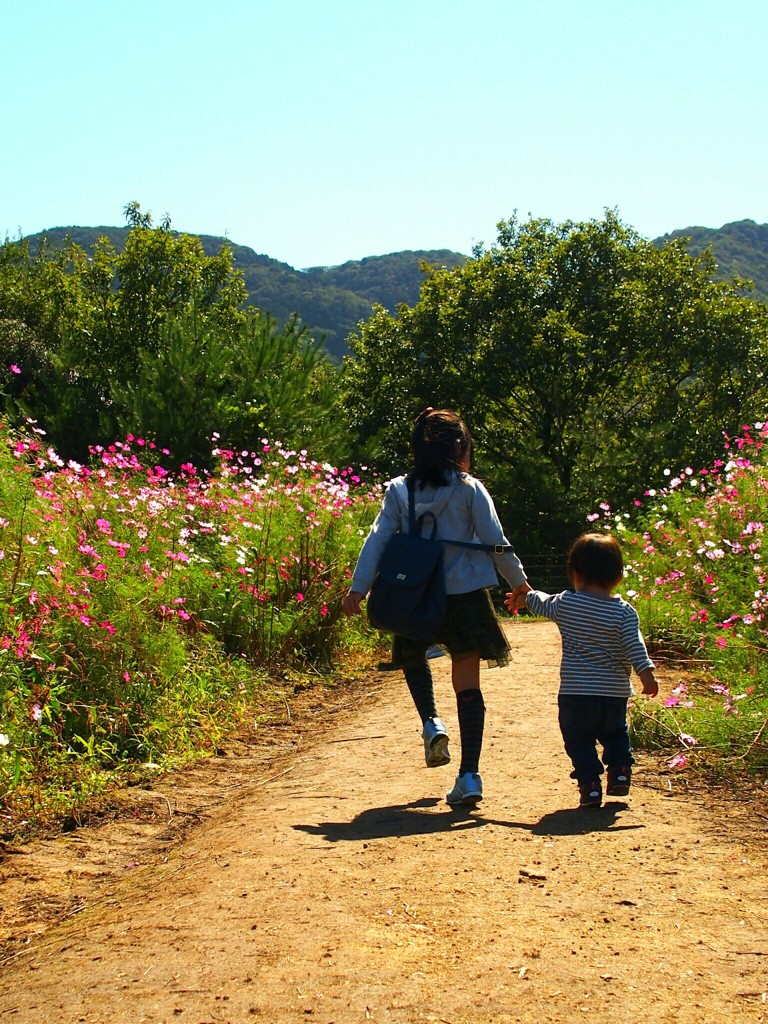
[567,532,624,589]
[410,407,473,488]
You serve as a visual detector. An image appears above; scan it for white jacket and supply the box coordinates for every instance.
[350,472,527,596]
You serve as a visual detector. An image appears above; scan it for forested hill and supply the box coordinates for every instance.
[654,219,768,302]
[25,219,768,355]
[24,226,466,360]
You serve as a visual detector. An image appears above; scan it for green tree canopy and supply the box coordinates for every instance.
[111,310,347,468]
[343,212,768,551]
[0,204,249,458]
[78,201,247,376]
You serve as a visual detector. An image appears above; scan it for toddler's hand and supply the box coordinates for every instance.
[639,668,659,697]
[504,582,532,612]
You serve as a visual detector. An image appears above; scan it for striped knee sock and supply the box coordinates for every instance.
[457,688,485,774]
[403,662,437,724]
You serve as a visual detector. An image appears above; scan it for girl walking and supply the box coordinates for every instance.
[342,408,528,806]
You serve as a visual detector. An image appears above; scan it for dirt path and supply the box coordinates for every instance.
[1,622,767,1024]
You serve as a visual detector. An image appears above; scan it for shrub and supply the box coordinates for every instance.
[591,423,768,774]
[0,421,380,819]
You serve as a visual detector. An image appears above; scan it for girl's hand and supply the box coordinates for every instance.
[342,591,365,617]
[504,582,532,612]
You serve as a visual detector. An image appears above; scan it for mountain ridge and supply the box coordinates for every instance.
[655,218,768,302]
[23,225,467,359]
[20,218,768,356]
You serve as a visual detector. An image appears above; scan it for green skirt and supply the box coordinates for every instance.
[389,588,511,670]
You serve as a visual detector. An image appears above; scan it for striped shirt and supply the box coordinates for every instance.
[526,589,655,698]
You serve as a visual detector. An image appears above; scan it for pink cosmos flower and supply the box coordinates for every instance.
[668,753,687,770]
[709,683,730,695]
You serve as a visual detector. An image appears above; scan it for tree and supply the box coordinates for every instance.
[0,235,89,353]
[0,204,249,459]
[77,202,246,378]
[110,309,348,468]
[343,213,768,551]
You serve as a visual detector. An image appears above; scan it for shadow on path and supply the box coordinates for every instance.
[293,798,529,842]
[533,802,645,836]
[293,798,643,842]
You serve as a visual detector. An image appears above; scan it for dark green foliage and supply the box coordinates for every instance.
[110,310,348,467]
[343,213,768,553]
[655,219,768,302]
[0,319,57,414]
[1,207,350,463]
[21,226,467,360]
[234,255,373,361]
[303,250,467,314]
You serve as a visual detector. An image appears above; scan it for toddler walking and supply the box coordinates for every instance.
[507,532,658,808]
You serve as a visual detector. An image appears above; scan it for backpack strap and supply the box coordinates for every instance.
[406,476,438,541]
[406,477,513,552]
[442,539,517,554]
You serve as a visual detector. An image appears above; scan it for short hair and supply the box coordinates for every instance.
[410,407,473,488]
[567,532,624,589]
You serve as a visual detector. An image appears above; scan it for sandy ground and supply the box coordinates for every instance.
[0,621,767,1024]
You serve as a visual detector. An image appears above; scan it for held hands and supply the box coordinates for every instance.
[639,668,659,697]
[504,582,532,612]
[342,590,365,617]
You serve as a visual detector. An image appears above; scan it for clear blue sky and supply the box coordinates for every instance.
[2,0,765,269]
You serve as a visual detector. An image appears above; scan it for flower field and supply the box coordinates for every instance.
[3,400,767,830]
[592,424,768,775]
[0,422,380,821]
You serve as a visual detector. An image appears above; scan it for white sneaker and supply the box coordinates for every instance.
[446,772,483,806]
[421,717,450,767]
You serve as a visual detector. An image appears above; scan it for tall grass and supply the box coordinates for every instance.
[0,422,380,821]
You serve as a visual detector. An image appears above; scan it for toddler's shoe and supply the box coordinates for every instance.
[578,779,602,808]
[606,766,632,796]
[422,717,450,768]
[446,771,483,806]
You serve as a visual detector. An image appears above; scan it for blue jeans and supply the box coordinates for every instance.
[557,694,633,784]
